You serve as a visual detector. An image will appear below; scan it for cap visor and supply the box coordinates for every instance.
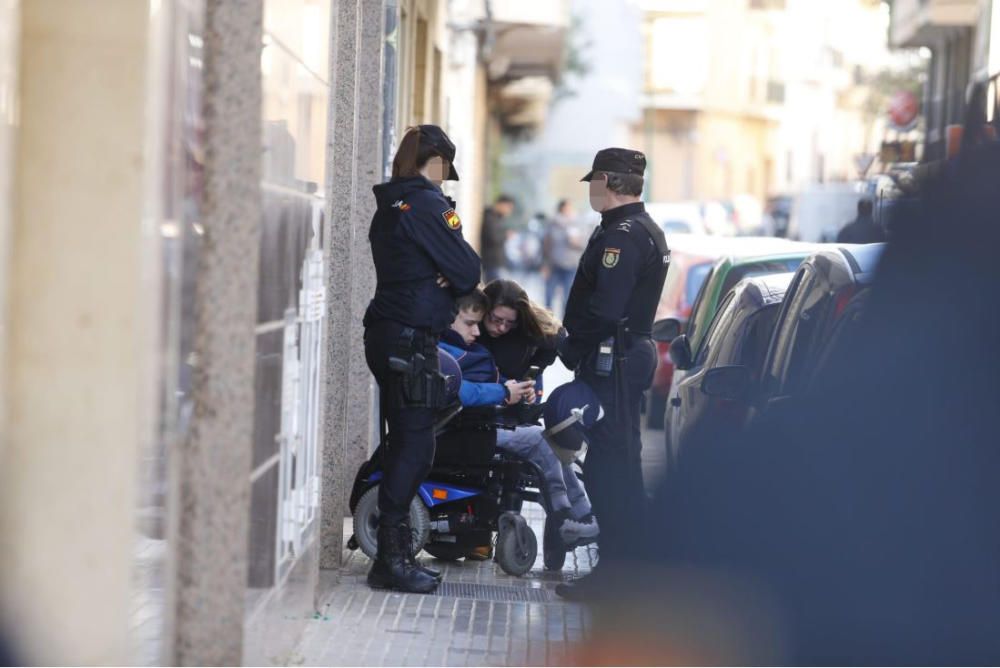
[581,170,594,182]
[448,164,460,181]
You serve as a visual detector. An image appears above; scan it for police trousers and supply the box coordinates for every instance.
[577,338,656,565]
[364,319,439,528]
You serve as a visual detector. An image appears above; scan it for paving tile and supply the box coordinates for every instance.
[286,504,593,666]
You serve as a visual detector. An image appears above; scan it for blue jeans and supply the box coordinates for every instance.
[495,426,591,518]
[545,266,575,313]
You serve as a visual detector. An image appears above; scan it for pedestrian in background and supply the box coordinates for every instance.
[542,199,585,316]
[363,125,481,594]
[836,198,885,244]
[480,194,515,281]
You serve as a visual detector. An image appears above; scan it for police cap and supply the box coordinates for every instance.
[418,124,460,181]
[581,147,647,182]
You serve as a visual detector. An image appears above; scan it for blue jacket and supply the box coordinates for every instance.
[438,330,507,407]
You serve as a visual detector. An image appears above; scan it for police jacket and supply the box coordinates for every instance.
[560,202,669,367]
[364,176,482,333]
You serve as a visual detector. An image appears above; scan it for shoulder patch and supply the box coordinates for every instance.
[442,208,462,230]
[602,248,621,269]
[392,199,411,212]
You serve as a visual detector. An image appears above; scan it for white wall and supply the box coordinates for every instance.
[0,1,154,662]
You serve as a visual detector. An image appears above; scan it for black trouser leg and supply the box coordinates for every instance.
[580,340,656,566]
[363,320,437,529]
[378,403,435,527]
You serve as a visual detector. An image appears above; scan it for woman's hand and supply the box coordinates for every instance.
[504,379,535,405]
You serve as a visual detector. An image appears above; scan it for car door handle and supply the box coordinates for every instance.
[670,397,681,407]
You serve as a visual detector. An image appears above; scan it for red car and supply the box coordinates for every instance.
[647,236,726,428]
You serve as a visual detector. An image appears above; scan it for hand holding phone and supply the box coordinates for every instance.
[521,366,541,403]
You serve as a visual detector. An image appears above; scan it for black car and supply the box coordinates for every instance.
[661,272,795,469]
[753,243,885,422]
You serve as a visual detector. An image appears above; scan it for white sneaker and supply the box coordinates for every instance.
[560,515,599,547]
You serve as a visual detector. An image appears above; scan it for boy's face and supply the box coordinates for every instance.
[451,308,483,345]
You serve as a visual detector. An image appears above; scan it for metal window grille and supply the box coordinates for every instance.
[275,201,326,580]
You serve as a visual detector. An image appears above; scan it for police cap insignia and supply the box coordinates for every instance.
[442,208,462,230]
[602,248,621,269]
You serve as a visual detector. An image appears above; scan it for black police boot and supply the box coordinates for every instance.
[367,524,439,594]
[398,523,442,581]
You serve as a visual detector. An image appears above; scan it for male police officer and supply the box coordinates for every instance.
[555,148,670,600]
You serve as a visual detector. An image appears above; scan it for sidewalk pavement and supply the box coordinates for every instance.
[285,504,596,667]
[285,420,665,667]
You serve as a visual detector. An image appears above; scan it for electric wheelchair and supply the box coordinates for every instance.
[347,403,568,576]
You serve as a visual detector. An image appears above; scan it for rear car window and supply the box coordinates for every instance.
[695,292,737,366]
[720,259,804,297]
[684,263,713,310]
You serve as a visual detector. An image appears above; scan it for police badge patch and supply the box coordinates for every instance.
[442,208,462,230]
[602,248,621,268]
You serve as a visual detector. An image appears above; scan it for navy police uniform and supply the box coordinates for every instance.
[559,148,670,573]
[364,126,481,532]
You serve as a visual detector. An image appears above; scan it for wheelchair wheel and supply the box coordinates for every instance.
[353,485,430,559]
[543,515,567,571]
[423,543,467,562]
[496,513,537,576]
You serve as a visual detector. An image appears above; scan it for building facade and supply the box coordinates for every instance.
[890,0,997,159]
[0,0,566,664]
[634,0,891,209]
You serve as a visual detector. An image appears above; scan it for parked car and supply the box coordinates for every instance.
[751,243,885,424]
[648,237,813,428]
[647,235,724,426]
[658,272,795,468]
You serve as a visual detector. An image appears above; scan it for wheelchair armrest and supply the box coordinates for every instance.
[433,402,464,435]
[495,402,544,429]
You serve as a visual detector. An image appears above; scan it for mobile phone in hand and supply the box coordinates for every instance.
[523,365,540,382]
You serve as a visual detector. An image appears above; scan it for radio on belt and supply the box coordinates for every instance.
[594,337,614,376]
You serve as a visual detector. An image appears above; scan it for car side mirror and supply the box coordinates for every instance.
[652,317,684,343]
[701,365,751,401]
[668,334,694,371]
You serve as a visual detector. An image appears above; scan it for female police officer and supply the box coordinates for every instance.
[363,125,481,593]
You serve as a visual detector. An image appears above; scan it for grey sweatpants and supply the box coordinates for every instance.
[495,425,591,518]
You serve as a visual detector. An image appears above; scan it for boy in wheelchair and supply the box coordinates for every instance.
[439,290,600,561]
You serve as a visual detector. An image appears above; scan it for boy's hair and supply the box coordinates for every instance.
[455,289,488,315]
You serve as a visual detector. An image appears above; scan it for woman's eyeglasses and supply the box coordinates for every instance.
[486,311,518,329]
